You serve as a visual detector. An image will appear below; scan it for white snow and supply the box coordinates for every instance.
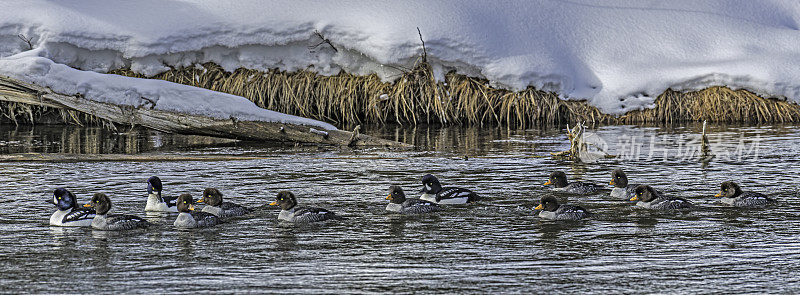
[1,0,800,115]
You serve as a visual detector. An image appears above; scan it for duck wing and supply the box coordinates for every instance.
[220,202,250,217]
[402,199,440,214]
[191,211,221,227]
[736,192,776,207]
[566,182,599,194]
[654,197,693,210]
[436,187,479,202]
[62,207,95,223]
[106,214,150,230]
[294,206,343,222]
[555,205,590,220]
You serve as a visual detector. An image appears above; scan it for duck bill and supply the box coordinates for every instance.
[386,194,393,200]
[83,203,92,208]
[269,201,278,206]
[534,204,543,210]
[714,193,723,197]
[609,180,615,186]
[543,180,552,186]
[629,196,639,201]
[196,199,205,204]
[188,204,195,211]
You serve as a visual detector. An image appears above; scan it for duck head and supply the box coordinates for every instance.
[387,185,407,204]
[270,191,297,210]
[716,181,742,198]
[545,171,569,188]
[52,188,80,211]
[534,195,560,212]
[610,169,628,188]
[199,188,223,206]
[147,176,163,198]
[420,174,442,194]
[84,193,111,215]
[176,194,195,213]
[631,185,658,202]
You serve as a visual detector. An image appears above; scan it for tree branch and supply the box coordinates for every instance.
[308,30,338,53]
[17,34,32,50]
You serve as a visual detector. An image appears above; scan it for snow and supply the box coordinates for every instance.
[0,49,336,130]
[1,0,800,115]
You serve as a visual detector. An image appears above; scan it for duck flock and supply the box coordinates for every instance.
[48,168,777,230]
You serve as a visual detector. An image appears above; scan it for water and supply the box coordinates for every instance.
[1,123,799,293]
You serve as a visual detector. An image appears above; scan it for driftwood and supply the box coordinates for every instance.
[699,120,714,162]
[552,121,613,162]
[0,75,410,148]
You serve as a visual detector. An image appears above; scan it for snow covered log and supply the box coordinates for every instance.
[0,75,409,147]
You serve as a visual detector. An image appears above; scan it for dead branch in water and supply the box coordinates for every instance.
[699,120,715,162]
[551,122,613,163]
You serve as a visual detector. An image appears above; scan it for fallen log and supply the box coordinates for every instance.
[0,75,411,148]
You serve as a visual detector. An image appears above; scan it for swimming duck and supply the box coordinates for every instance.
[609,169,639,200]
[386,185,440,214]
[534,195,590,220]
[630,185,693,210]
[83,193,150,230]
[715,181,776,208]
[544,171,599,194]
[49,188,95,227]
[173,194,221,228]
[145,176,178,212]
[197,188,250,219]
[269,191,343,222]
[419,174,479,204]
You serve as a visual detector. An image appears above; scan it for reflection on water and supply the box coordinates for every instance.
[1,123,800,293]
[0,125,236,154]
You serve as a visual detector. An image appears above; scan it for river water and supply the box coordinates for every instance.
[0,123,798,294]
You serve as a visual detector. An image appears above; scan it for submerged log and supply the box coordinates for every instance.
[0,75,410,148]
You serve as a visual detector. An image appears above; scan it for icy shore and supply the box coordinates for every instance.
[2,0,800,115]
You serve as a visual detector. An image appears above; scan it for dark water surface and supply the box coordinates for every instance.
[1,123,799,294]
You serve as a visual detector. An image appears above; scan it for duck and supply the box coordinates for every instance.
[534,195,590,220]
[419,174,479,204]
[145,176,178,212]
[715,181,776,208]
[609,169,640,200]
[544,171,600,194]
[386,185,440,214]
[197,188,250,219]
[83,193,151,230]
[630,185,693,210]
[173,194,221,228]
[49,188,95,227]
[269,191,343,222]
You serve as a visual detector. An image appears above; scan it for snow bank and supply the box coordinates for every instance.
[0,49,336,130]
[1,0,800,115]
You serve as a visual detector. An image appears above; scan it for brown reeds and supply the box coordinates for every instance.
[5,60,799,128]
[109,61,800,128]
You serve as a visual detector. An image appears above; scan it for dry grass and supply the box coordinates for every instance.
[6,61,799,128]
[111,62,800,128]
[0,101,107,126]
